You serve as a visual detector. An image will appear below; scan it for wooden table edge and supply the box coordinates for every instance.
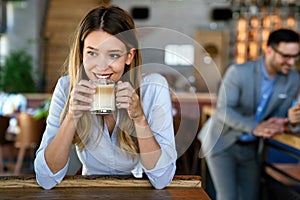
[0,175,202,189]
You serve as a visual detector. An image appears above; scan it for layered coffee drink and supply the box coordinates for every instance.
[90,79,115,114]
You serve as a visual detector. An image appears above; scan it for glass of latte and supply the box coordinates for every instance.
[90,79,115,115]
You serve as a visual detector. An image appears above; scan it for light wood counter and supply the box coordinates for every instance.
[171,92,217,104]
[271,133,300,151]
[0,175,211,200]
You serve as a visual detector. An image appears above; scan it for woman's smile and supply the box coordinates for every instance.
[93,72,113,79]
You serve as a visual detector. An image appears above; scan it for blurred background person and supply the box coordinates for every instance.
[198,28,300,200]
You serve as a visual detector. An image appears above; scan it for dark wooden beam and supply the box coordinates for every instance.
[0,0,7,33]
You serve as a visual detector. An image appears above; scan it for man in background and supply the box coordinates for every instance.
[198,28,300,200]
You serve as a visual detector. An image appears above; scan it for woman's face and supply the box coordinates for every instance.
[83,30,135,82]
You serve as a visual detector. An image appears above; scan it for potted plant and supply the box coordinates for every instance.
[0,49,37,93]
[33,97,51,120]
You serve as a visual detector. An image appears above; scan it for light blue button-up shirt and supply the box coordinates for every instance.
[256,64,277,121]
[239,64,277,142]
[34,73,177,190]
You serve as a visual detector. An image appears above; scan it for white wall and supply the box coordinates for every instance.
[6,0,38,64]
[2,0,47,91]
[111,0,231,92]
[112,0,211,36]
[111,0,230,35]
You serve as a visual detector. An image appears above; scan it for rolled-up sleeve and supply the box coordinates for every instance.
[34,76,70,189]
[34,151,69,189]
[139,74,177,189]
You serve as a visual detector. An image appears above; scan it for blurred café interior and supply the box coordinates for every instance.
[0,0,300,199]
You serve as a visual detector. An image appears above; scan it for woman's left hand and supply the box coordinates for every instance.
[115,81,145,123]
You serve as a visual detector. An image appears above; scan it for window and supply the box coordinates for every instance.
[164,44,194,66]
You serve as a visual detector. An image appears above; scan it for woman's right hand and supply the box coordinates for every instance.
[69,80,95,119]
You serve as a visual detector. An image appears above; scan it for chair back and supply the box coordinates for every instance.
[15,112,46,148]
[0,116,10,145]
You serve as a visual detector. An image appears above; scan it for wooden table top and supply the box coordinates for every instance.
[171,92,217,103]
[271,133,300,151]
[265,164,300,185]
[265,134,300,187]
[0,175,211,200]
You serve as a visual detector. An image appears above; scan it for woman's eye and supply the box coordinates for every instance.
[87,51,97,57]
[110,54,121,59]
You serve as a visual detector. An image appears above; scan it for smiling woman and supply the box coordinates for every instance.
[34,5,177,190]
[82,30,135,81]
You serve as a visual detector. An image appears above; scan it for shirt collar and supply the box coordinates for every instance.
[262,63,277,82]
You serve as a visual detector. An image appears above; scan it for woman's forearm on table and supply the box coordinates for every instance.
[44,114,77,174]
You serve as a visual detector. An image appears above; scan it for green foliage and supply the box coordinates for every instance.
[33,98,51,120]
[0,49,37,93]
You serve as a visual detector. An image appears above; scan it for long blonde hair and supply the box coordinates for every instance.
[60,5,142,156]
